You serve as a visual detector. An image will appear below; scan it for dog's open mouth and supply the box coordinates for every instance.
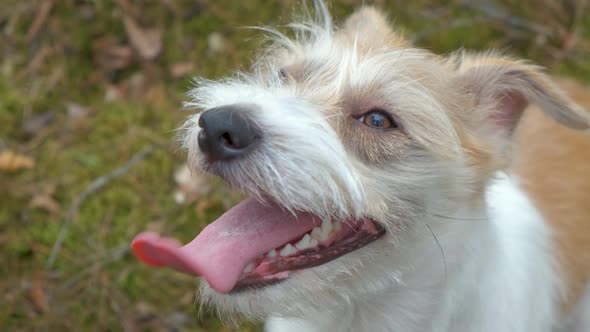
[131,198,385,294]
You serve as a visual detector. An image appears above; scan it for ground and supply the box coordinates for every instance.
[1,0,589,331]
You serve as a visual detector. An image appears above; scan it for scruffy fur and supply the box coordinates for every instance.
[181,2,590,331]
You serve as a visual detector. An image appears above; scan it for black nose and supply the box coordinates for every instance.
[197,104,261,161]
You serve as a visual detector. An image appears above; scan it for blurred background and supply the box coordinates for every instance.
[1,0,589,331]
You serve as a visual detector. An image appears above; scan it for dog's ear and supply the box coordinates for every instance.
[452,52,590,137]
[339,7,408,48]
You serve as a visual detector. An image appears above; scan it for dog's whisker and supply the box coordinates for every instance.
[422,221,448,284]
[429,213,488,222]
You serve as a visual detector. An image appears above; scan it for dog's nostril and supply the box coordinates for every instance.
[221,132,235,147]
[198,114,205,128]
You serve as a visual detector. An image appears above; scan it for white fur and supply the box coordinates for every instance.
[563,282,590,332]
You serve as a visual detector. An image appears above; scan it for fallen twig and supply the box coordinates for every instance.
[26,0,54,43]
[46,144,160,270]
[56,244,130,293]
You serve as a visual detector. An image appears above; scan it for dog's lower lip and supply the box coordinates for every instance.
[230,220,386,294]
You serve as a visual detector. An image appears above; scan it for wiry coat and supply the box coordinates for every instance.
[180,2,590,331]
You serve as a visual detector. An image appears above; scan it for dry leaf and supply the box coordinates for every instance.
[30,194,61,215]
[28,275,49,313]
[144,84,168,109]
[104,72,148,102]
[123,16,162,60]
[94,36,133,71]
[173,164,211,204]
[0,150,35,172]
[169,62,194,78]
[29,184,61,215]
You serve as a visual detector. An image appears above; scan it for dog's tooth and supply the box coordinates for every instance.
[267,249,277,257]
[295,234,312,250]
[320,220,333,240]
[321,220,333,233]
[333,221,342,232]
[244,263,254,273]
[311,227,322,240]
[280,244,296,257]
[309,238,318,248]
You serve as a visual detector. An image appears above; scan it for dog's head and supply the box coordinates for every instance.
[132,1,590,322]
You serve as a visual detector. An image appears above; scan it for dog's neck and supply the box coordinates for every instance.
[266,172,562,332]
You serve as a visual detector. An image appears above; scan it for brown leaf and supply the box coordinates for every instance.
[29,184,61,215]
[93,36,134,71]
[0,150,35,172]
[144,84,168,109]
[104,72,150,102]
[30,195,61,215]
[28,275,49,313]
[123,16,162,60]
[169,62,194,78]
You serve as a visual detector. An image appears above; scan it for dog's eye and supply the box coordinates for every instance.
[359,110,397,129]
[278,68,289,81]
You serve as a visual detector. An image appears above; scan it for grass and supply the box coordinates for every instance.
[1,0,589,331]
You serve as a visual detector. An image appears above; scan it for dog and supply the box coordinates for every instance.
[131,2,590,331]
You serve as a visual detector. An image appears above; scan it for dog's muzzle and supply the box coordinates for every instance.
[197,104,261,161]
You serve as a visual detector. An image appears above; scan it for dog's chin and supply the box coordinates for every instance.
[197,237,391,321]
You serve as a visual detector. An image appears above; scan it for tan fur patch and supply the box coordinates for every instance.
[513,78,590,311]
[339,7,408,49]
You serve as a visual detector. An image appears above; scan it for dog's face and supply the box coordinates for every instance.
[132,2,590,323]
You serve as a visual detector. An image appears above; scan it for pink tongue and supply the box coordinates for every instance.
[132,198,318,294]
